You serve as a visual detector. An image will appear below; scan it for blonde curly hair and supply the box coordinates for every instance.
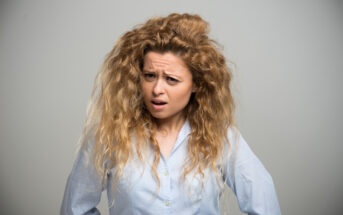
[79,13,236,199]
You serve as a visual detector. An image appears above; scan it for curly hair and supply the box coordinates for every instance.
[79,13,237,200]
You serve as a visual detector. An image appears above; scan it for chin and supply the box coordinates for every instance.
[150,113,168,119]
[147,110,170,120]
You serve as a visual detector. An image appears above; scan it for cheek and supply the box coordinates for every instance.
[140,83,149,98]
[174,86,193,103]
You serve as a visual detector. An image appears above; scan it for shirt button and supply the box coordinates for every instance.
[164,171,168,176]
[165,201,170,206]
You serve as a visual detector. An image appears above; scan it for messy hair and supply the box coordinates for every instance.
[79,13,236,200]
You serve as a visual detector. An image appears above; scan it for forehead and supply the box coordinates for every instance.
[143,51,189,72]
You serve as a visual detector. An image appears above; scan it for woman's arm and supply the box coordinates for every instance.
[60,138,105,215]
[224,128,282,215]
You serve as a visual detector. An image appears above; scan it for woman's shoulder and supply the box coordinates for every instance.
[224,126,257,167]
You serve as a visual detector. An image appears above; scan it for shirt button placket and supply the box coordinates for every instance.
[165,200,170,207]
[163,162,172,213]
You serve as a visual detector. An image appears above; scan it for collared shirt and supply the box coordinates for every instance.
[61,121,281,215]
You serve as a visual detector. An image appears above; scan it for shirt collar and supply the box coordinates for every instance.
[172,119,191,151]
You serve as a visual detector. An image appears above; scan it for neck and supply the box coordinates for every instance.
[155,114,186,135]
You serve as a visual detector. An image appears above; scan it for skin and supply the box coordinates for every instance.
[141,51,195,158]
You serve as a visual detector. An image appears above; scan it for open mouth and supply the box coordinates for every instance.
[151,101,167,105]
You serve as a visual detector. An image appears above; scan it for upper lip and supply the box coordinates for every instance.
[151,99,167,104]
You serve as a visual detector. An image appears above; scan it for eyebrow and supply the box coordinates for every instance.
[142,69,183,79]
[142,69,154,73]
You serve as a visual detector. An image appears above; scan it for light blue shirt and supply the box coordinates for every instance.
[61,121,281,214]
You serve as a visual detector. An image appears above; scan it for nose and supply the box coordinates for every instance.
[152,78,165,95]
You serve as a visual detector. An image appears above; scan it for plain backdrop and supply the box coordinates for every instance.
[1,0,342,214]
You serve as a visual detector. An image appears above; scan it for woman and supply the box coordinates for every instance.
[61,13,281,215]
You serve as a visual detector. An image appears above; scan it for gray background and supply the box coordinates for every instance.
[1,0,342,214]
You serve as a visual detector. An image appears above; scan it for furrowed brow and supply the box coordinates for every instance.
[163,71,182,79]
[142,69,155,73]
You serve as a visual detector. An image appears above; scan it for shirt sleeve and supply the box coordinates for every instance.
[224,128,282,215]
[60,137,105,215]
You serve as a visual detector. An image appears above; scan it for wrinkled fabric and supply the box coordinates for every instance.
[61,121,281,215]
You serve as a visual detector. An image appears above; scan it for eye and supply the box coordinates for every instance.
[166,76,179,84]
[143,73,156,82]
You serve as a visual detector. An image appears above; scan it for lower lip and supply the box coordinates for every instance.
[151,103,167,110]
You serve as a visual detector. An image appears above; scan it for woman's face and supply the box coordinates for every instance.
[141,51,194,122]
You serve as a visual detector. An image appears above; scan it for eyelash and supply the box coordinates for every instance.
[143,73,179,83]
[144,73,155,78]
[166,77,179,82]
